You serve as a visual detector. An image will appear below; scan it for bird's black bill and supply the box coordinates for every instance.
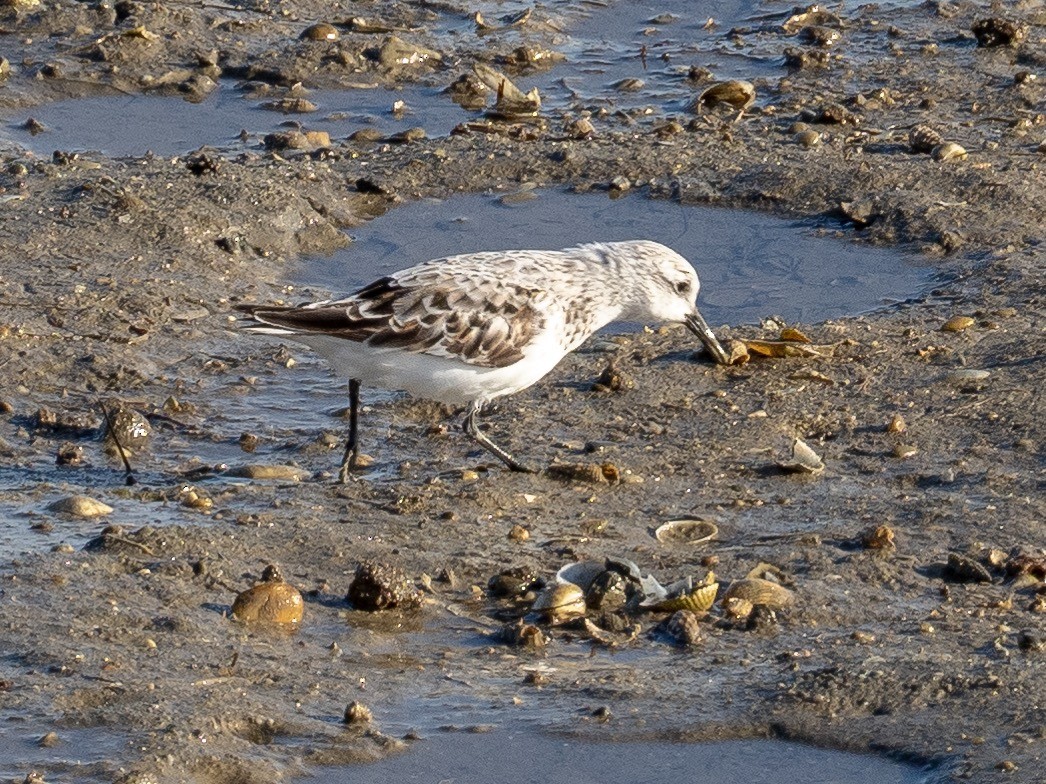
[685,310,729,365]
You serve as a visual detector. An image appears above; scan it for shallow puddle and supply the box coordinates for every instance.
[304,730,932,784]
[302,189,931,325]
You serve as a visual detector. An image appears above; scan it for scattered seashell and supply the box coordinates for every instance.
[473,63,540,117]
[300,23,339,41]
[783,47,830,70]
[799,26,841,47]
[777,437,824,474]
[499,618,548,649]
[722,577,795,610]
[565,117,595,139]
[723,339,750,365]
[263,130,330,150]
[232,565,304,625]
[56,442,84,466]
[722,596,754,620]
[48,495,113,518]
[488,567,542,598]
[696,80,755,111]
[180,488,213,510]
[343,701,372,725]
[122,25,159,40]
[782,6,841,34]
[475,8,531,32]
[742,338,827,358]
[387,128,426,144]
[532,583,586,625]
[971,18,1028,48]
[228,464,309,481]
[943,553,992,584]
[347,561,422,611]
[507,524,529,543]
[664,609,702,646]
[932,142,967,162]
[887,413,907,434]
[861,524,896,550]
[648,580,719,613]
[779,327,811,343]
[908,124,942,153]
[892,443,918,459]
[941,315,975,332]
[654,518,718,545]
[795,129,821,148]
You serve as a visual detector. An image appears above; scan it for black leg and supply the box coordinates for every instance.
[339,378,361,483]
[462,400,536,473]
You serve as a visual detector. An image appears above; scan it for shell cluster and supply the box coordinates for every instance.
[486,551,800,647]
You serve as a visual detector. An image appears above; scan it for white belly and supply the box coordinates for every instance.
[290,331,570,405]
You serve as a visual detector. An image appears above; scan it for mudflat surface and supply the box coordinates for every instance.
[0,1,1043,783]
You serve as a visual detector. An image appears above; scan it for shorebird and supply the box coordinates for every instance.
[237,239,727,480]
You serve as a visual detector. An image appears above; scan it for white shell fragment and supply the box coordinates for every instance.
[654,518,718,545]
[48,495,113,518]
[778,438,825,474]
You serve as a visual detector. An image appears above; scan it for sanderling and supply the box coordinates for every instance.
[237,239,727,479]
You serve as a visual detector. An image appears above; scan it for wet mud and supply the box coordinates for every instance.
[0,0,1044,782]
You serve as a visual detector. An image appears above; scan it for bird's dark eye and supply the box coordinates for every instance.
[675,280,692,295]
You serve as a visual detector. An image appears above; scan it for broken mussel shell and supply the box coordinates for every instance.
[777,437,825,474]
[654,518,718,545]
[663,609,703,646]
[531,583,586,625]
[232,564,304,626]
